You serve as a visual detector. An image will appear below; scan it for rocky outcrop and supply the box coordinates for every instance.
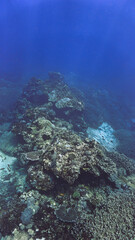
[14,72,84,119]
[42,134,117,184]
[11,73,119,191]
[1,72,135,239]
[27,165,55,191]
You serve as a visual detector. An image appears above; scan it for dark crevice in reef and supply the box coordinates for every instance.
[0,72,135,239]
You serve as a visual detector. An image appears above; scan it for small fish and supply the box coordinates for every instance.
[59,193,64,196]
[0,168,4,170]
[7,165,11,172]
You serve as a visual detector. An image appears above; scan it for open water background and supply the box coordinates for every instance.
[0,0,135,101]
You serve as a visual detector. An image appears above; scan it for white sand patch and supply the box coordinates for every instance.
[0,151,17,180]
[0,151,27,196]
[87,122,119,152]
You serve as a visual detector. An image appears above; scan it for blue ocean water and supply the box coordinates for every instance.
[0,0,135,98]
[0,1,135,239]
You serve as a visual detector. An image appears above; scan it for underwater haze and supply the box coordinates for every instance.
[0,0,135,97]
[0,1,135,239]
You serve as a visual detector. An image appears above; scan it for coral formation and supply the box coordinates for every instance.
[42,136,117,184]
[0,72,135,240]
[55,205,78,222]
[27,165,55,191]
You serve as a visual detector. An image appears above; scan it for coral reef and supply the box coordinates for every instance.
[73,191,135,240]
[55,205,78,223]
[42,135,117,184]
[14,72,84,122]
[0,72,135,240]
[27,165,55,191]
[107,151,135,175]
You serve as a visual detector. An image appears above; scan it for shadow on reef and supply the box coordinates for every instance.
[0,72,135,239]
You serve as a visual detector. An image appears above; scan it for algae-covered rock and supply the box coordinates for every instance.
[43,132,117,184]
[11,72,134,192]
[55,205,78,222]
[12,72,85,154]
[27,165,55,191]
[72,190,81,200]
[1,71,135,240]
[119,174,135,189]
[55,97,83,112]
[20,151,41,165]
[107,151,135,175]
